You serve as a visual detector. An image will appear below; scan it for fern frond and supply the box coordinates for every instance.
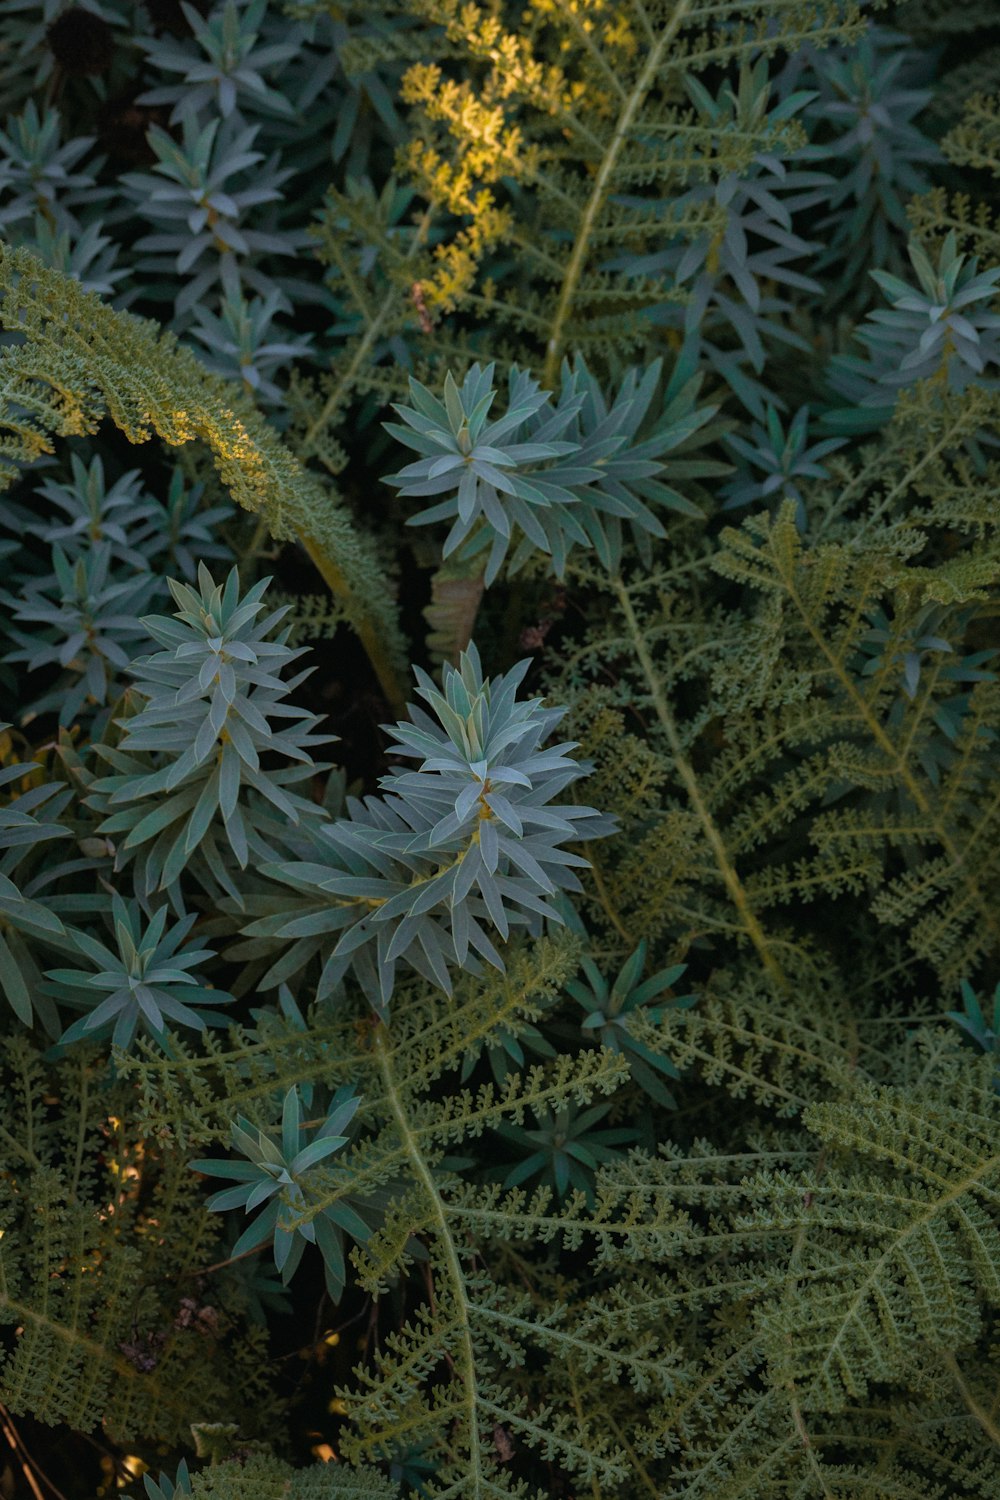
[755,1059,1000,1412]
[0,245,408,709]
[0,1039,273,1445]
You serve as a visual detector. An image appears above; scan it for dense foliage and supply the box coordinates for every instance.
[0,0,999,1496]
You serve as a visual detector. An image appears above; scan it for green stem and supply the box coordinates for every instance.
[301,206,436,465]
[779,565,1000,960]
[299,534,406,717]
[373,1025,486,1490]
[613,575,788,991]
[943,1352,1000,1449]
[581,842,634,944]
[294,208,440,706]
[541,0,694,386]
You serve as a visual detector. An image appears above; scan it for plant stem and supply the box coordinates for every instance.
[374,1025,487,1491]
[299,534,407,717]
[944,1352,1000,1448]
[613,574,788,991]
[542,0,693,386]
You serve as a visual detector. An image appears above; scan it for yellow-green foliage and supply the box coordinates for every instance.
[2,1,1000,1497]
[0,246,408,708]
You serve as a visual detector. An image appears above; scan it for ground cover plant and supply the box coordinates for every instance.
[0,0,999,1495]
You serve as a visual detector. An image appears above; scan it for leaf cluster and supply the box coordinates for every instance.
[0,3,999,1499]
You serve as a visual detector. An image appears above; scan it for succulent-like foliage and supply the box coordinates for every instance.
[786,25,942,300]
[3,3,1000,1497]
[90,565,331,900]
[144,1453,397,1500]
[567,941,694,1108]
[135,465,235,583]
[948,976,1000,1060]
[384,362,583,585]
[260,643,611,1008]
[121,110,302,320]
[0,102,104,235]
[137,0,301,122]
[828,230,1000,427]
[1,544,158,726]
[24,453,158,568]
[5,454,233,588]
[190,1083,363,1298]
[0,244,408,708]
[385,356,718,582]
[721,404,845,524]
[144,1458,192,1500]
[25,212,127,294]
[189,287,313,406]
[854,602,997,706]
[609,60,830,415]
[869,233,1000,385]
[553,353,719,569]
[0,728,71,1028]
[45,894,234,1051]
[492,1099,639,1200]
